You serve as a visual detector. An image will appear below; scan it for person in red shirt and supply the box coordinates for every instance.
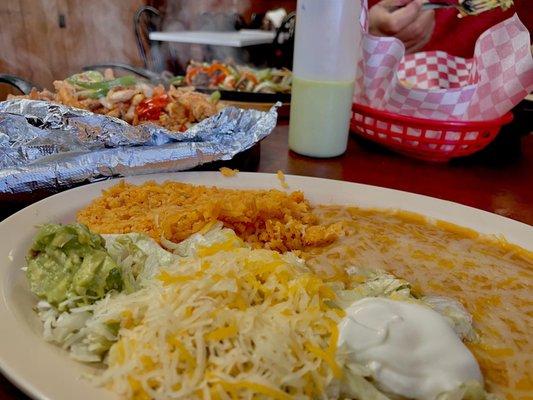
[368,0,530,58]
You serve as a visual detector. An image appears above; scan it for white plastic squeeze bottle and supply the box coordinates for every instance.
[289,0,360,157]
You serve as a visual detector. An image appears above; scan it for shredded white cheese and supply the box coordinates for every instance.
[89,229,343,399]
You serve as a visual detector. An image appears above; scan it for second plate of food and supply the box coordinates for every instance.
[0,172,531,400]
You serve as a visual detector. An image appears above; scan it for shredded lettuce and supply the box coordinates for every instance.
[160,221,237,257]
[30,225,235,362]
[437,381,499,400]
[103,233,176,290]
[334,269,412,309]
[424,295,477,341]
[341,362,392,400]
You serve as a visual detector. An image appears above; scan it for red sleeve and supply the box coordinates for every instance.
[423,6,516,58]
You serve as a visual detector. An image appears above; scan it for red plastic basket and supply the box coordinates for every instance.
[350,103,513,162]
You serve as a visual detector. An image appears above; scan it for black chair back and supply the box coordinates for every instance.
[134,6,165,72]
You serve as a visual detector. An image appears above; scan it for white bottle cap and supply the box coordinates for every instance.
[292,0,361,82]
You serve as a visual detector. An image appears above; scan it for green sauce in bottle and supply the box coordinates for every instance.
[289,77,355,157]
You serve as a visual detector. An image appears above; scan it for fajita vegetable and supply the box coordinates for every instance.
[9,69,223,132]
[184,61,292,94]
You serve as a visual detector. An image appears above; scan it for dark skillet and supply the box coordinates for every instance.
[194,86,290,103]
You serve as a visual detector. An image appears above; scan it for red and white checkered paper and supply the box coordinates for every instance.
[398,51,474,89]
[353,13,533,121]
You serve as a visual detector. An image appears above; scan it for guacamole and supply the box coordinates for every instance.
[26,223,122,307]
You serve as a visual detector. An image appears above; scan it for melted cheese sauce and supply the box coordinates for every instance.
[304,206,533,400]
[339,298,482,400]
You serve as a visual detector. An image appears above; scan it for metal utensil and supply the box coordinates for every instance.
[405,0,510,15]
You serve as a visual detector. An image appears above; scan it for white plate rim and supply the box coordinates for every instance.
[0,171,531,400]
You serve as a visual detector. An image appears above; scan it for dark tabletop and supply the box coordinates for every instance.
[1,114,532,399]
[257,122,533,225]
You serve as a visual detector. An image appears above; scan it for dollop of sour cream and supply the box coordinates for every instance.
[338,297,482,400]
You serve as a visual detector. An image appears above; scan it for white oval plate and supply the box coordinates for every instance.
[1,172,532,400]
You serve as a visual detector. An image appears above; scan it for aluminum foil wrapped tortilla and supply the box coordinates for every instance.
[0,99,278,195]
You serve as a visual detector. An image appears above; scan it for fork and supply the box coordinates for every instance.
[402,0,512,15]
[425,0,511,15]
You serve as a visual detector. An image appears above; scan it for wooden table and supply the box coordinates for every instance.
[256,122,533,225]
[1,120,532,399]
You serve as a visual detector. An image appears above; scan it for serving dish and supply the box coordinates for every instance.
[81,63,292,106]
[194,87,290,113]
[195,87,290,103]
[350,103,514,162]
[0,172,531,400]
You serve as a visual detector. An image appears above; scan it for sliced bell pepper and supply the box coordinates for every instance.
[210,90,221,103]
[67,70,104,84]
[136,94,169,121]
[207,63,230,86]
[67,74,137,98]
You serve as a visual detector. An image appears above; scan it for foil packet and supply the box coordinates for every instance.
[0,99,279,195]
